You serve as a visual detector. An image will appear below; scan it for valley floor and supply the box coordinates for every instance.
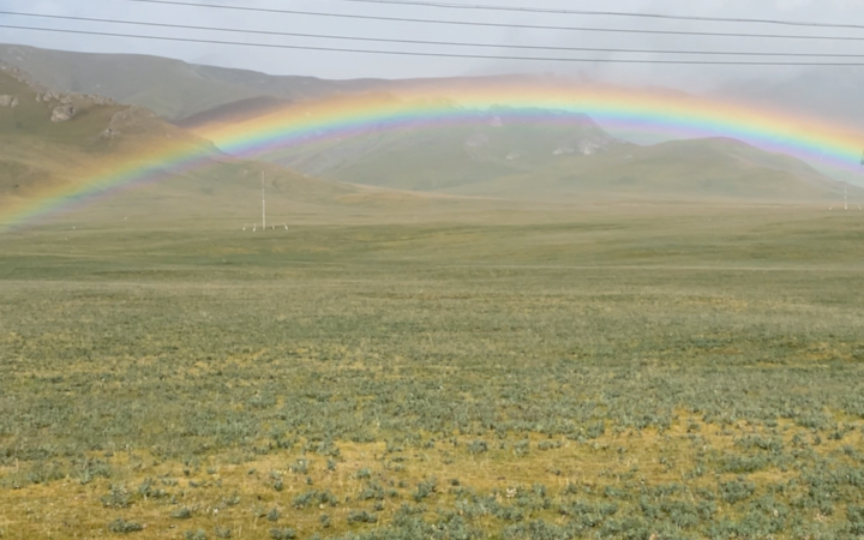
[1,204,864,539]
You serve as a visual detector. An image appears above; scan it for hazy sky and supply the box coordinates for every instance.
[0,0,862,88]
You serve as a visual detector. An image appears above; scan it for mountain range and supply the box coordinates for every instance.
[0,43,387,123]
[1,41,860,222]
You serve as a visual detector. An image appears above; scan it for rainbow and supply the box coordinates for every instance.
[200,82,864,169]
[0,137,223,233]
[3,80,863,231]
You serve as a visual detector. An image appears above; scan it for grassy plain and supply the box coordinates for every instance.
[1,202,864,539]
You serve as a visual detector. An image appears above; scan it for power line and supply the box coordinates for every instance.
[6,10,864,58]
[6,23,864,65]
[122,0,864,42]
[322,0,864,31]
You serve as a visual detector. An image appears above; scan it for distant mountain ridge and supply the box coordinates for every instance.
[186,91,850,202]
[6,41,864,140]
[0,43,388,122]
[719,67,864,132]
[270,118,853,202]
[0,43,590,125]
[1,42,859,207]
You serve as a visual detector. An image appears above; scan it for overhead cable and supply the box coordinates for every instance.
[121,0,864,42]
[321,0,864,31]
[5,23,864,65]
[5,10,864,57]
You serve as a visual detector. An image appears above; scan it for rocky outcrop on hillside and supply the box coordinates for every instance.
[51,103,75,122]
[553,140,606,156]
[1,65,215,155]
[2,61,122,125]
[460,108,618,163]
[35,91,114,106]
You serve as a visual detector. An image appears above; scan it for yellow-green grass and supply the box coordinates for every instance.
[1,203,864,539]
[1,414,860,539]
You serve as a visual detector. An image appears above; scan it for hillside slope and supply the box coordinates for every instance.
[447,137,854,202]
[254,104,619,192]
[0,63,218,198]
[0,66,418,228]
[0,43,386,122]
[193,92,847,202]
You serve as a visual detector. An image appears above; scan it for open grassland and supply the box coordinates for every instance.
[1,205,864,539]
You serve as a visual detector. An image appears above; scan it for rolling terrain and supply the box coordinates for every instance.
[446,137,850,202]
[197,100,852,202]
[256,105,618,193]
[0,64,213,198]
[0,65,443,230]
[4,42,859,207]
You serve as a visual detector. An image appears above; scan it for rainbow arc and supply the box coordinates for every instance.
[4,82,863,230]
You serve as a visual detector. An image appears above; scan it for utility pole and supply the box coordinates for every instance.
[261,172,267,230]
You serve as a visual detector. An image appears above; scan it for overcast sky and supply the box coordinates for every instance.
[0,0,862,88]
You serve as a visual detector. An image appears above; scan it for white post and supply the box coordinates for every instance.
[262,187,266,230]
[845,185,848,211]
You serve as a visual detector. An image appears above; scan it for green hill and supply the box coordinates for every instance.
[261,105,618,192]
[0,67,427,227]
[0,64,216,200]
[445,137,853,202]
[249,100,849,202]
